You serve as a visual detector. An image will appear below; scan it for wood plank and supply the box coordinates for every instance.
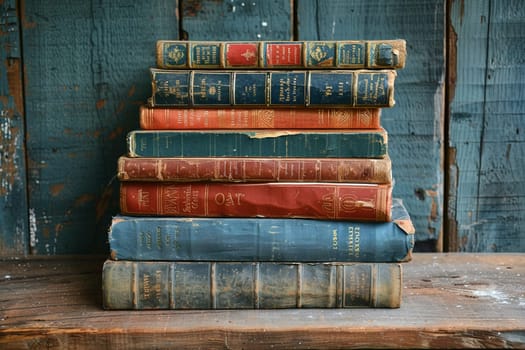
[0,253,524,349]
[0,0,28,256]
[180,0,293,40]
[447,0,525,252]
[298,0,446,251]
[19,0,293,256]
[21,1,179,254]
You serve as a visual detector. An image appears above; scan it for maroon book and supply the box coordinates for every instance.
[120,182,392,222]
[117,156,392,184]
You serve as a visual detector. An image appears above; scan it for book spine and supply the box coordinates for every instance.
[108,216,414,262]
[119,182,392,221]
[117,156,392,184]
[156,40,406,69]
[102,260,402,309]
[126,129,388,159]
[139,105,381,130]
[149,69,396,108]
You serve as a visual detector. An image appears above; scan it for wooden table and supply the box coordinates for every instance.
[1,253,524,349]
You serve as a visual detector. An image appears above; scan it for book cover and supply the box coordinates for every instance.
[138,105,381,130]
[102,260,402,309]
[109,199,414,262]
[117,155,392,184]
[126,129,388,159]
[156,39,407,69]
[119,182,392,221]
[149,69,396,108]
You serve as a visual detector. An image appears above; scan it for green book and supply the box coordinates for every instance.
[127,129,388,158]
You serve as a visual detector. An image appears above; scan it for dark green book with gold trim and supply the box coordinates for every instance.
[126,129,388,159]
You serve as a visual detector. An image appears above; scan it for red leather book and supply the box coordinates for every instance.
[117,156,392,184]
[119,182,392,222]
[139,105,381,130]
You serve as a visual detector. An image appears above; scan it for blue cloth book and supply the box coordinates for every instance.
[149,68,396,107]
[108,199,414,263]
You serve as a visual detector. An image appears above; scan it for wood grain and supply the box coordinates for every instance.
[1,253,524,349]
[21,1,179,254]
[180,0,293,41]
[0,0,28,256]
[447,0,525,252]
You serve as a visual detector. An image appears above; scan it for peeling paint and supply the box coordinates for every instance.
[116,101,126,114]
[183,0,203,17]
[426,189,440,223]
[1,59,24,200]
[0,114,22,196]
[96,99,106,109]
[29,208,37,249]
[50,183,65,196]
[414,187,442,242]
[108,126,124,140]
[55,223,64,236]
[1,10,27,254]
[127,85,136,97]
[6,59,24,114]
[74,193,95,207]
[42,226,50,239]
[92,129,102,138]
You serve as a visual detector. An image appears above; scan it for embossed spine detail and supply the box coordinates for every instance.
[156,40,407,69]
[120,182,392,221]
[109,201,415,263]
[150,69,396,108]
[117,156,392,184]
[138,105,382,130]
[102,261,402,309]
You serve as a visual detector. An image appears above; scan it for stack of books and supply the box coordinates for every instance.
[102,39,415,309]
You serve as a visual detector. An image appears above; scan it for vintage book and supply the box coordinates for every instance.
[149,68,396,108]
[117,155,392,184]
[109,198,414,262]
[139,105,381,130]
[126,129,388,159]
[119,182,392,221]
[156,40,407,69]
[102,260,403,309]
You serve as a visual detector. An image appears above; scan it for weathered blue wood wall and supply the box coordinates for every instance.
[298,0,445,252]
[0,0,27,255]
[447,0,525,251]
[21,1,178,254]
[0,0,523,255]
